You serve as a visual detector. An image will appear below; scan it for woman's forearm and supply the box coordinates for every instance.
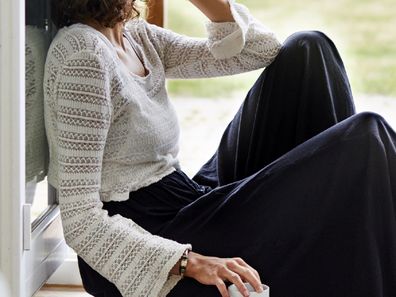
[188,0,235,22]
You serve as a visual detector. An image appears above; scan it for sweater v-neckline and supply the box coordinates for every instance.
[71,22,151,81]
[122,32,150,78]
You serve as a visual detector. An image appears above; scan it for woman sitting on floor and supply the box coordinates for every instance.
[44,0,396,296]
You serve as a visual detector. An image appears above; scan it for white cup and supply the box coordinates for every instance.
[228,283,270,297]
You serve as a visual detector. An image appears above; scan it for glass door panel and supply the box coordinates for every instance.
[25,0,55,224]
[24,0,68,295]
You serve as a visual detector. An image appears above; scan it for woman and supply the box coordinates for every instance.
[44,0,396,296]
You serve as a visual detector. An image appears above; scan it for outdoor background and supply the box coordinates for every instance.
[167,0,396,97]
[163,0,396,175]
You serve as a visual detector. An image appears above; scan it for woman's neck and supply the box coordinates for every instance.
[82,19,126,50]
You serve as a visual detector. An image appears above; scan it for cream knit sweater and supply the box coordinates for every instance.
[43,0,281,296]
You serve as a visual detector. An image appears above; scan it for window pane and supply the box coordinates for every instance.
[25,0,56,223]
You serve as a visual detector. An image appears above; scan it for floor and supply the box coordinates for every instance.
[34,285,90,297]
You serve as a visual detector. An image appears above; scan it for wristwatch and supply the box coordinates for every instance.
[179,249,190,278]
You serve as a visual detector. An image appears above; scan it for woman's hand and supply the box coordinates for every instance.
[188,0,235,23]
[185,252,263,297]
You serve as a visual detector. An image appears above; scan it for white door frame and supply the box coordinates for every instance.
[0,0,26,295]
[0,1,68,296]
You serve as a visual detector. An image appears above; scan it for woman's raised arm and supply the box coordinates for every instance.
[128,0,282,79]
[188,0,235,23]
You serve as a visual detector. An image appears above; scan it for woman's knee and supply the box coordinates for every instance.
[352,111,386,126]
[345,111,388,137]
[282,30,333,52]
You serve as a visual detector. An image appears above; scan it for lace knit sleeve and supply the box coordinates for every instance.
[55,49,191,297]
[143,0,282,79]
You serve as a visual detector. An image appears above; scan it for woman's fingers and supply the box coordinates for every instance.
[235,258,260,279]
[185,253,263,297]
[234,266,263,293]
[228,259,263,293]
[215,279,229,297]
[224,270,250,297]
[234,258,262,288]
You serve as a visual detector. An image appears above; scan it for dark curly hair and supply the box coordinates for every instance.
[51,0,141,28]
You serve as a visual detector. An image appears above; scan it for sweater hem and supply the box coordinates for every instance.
[100,166,177,202]
[48,166,178,203]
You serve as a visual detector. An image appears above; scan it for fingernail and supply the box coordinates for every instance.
[244,290,250,297]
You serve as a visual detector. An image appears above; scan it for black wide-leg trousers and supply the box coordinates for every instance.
[77,31,396,297]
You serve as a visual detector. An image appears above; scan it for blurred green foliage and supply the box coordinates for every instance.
[166,0,396,98]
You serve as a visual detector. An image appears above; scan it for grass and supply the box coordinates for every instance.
[165,0,396,98]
